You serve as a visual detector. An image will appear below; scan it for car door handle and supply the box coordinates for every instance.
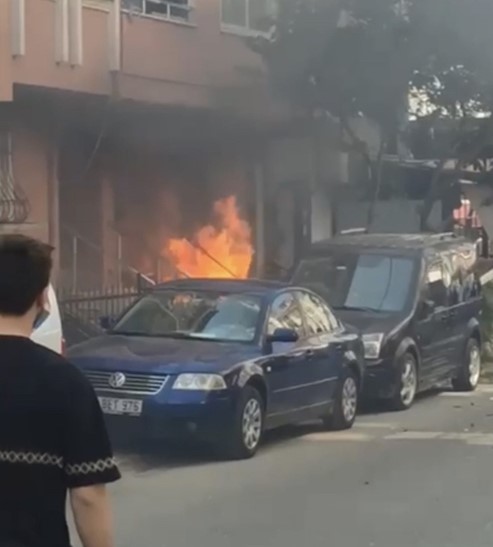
[440,314,450,322]
[305,349,316,359]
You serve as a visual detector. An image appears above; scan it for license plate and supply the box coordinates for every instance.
[98,397,143,416]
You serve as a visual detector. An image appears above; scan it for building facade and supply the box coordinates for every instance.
[0,0,289,289]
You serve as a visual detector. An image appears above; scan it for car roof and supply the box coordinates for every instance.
[308,232,471,254]
[154,278,289,295]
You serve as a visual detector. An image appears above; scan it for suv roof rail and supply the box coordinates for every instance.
[439,232,456,240]
[339,228,368,235]
[426,232,456,242]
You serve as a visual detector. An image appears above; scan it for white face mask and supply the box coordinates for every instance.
[33,291,51,330]
[33,306,49,330]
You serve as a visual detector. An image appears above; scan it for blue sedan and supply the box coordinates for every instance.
[68,279,365,459]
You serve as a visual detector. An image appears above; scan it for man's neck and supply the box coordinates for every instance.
[0,316,33,338]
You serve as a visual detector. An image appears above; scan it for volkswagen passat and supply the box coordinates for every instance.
[68,279,365,459]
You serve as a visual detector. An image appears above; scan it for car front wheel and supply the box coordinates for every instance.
[323,367,359,430]
[218,386,264,460]
[390,352,418,411]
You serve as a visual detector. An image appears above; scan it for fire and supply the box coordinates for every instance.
[166,196,253,279]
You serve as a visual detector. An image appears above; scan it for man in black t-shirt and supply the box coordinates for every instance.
[0,235,120,547]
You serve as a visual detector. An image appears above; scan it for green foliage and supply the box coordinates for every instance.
[254,0,493,132]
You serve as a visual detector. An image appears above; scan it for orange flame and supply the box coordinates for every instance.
[166,196,253,279]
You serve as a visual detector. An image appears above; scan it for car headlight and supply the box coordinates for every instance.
[172,373,227,391]
[362,333,384,360]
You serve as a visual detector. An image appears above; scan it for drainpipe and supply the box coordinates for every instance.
[108,0,122,98]
[68,0,83,66]
[10,0,25,58]
[55,0,69,64]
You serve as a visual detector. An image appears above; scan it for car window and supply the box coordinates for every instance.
[267,292,304,337]
[451,248,481,303]
[112,290,262,343]
[297,291,338,334]
[292,253,416,313]
[423,261,448,308]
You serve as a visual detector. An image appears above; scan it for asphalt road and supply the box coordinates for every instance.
[74,386,493,547]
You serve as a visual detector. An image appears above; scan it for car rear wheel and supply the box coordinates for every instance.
[452,338,481,392]
[323,367,359,430]
[390,352,418,411]
[218,386,264,460]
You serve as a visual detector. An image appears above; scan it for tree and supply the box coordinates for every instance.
[253,0,493,230]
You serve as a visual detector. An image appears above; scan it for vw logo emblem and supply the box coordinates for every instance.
[108,372,126,389]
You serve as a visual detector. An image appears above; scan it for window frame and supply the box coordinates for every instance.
[122,0,194,24]
[220,0,276,37]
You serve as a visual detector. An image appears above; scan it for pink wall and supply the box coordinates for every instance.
[0,1,13,100]
[7,0,265,108]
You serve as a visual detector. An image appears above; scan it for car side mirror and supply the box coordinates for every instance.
[99,316,115,330]
[267,328,299,344]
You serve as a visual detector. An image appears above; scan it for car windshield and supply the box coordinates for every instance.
[111,289,262,343]
[293,252,416,313]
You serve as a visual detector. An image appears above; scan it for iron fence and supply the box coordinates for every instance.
[58,284,145,347]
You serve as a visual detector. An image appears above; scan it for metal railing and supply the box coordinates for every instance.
[59,284,145,347]
[60,223,172,291]
[0,131,30,224]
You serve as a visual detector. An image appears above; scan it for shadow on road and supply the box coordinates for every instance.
[112,423,326,472]
[112,387,451,472]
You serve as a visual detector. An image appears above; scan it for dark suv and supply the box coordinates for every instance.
[291,233,482,410]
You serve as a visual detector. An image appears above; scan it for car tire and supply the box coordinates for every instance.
[323,367,359,430]
[390,352,418,411]
[218,386,264,460]
[452,338,481,392]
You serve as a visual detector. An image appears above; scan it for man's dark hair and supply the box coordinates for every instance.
[0,235,53,316]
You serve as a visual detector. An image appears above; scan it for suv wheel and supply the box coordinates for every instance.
[390,352,418,411]
[323,368,359,430]
[218,386,264,460]
[452,338,481,392]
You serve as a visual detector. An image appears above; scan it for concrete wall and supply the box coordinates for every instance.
[265,132,340,273]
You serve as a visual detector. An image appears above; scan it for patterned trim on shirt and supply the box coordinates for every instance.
[65,457,117,476]
[0,450,63,468]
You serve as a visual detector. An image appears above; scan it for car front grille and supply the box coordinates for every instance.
[84,370,168,396]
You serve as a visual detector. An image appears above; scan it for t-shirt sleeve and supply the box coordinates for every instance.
[61,365,121,488]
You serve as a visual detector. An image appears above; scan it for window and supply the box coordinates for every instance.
[297,292,337,335]
[113,290,261,343]
[293,254,417,313]
[221,0,277,35]
[453,248,481,303]
[124,0,191,22]
[83,0,113,8]
[267,292,304,337]
[424,262,448,308]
